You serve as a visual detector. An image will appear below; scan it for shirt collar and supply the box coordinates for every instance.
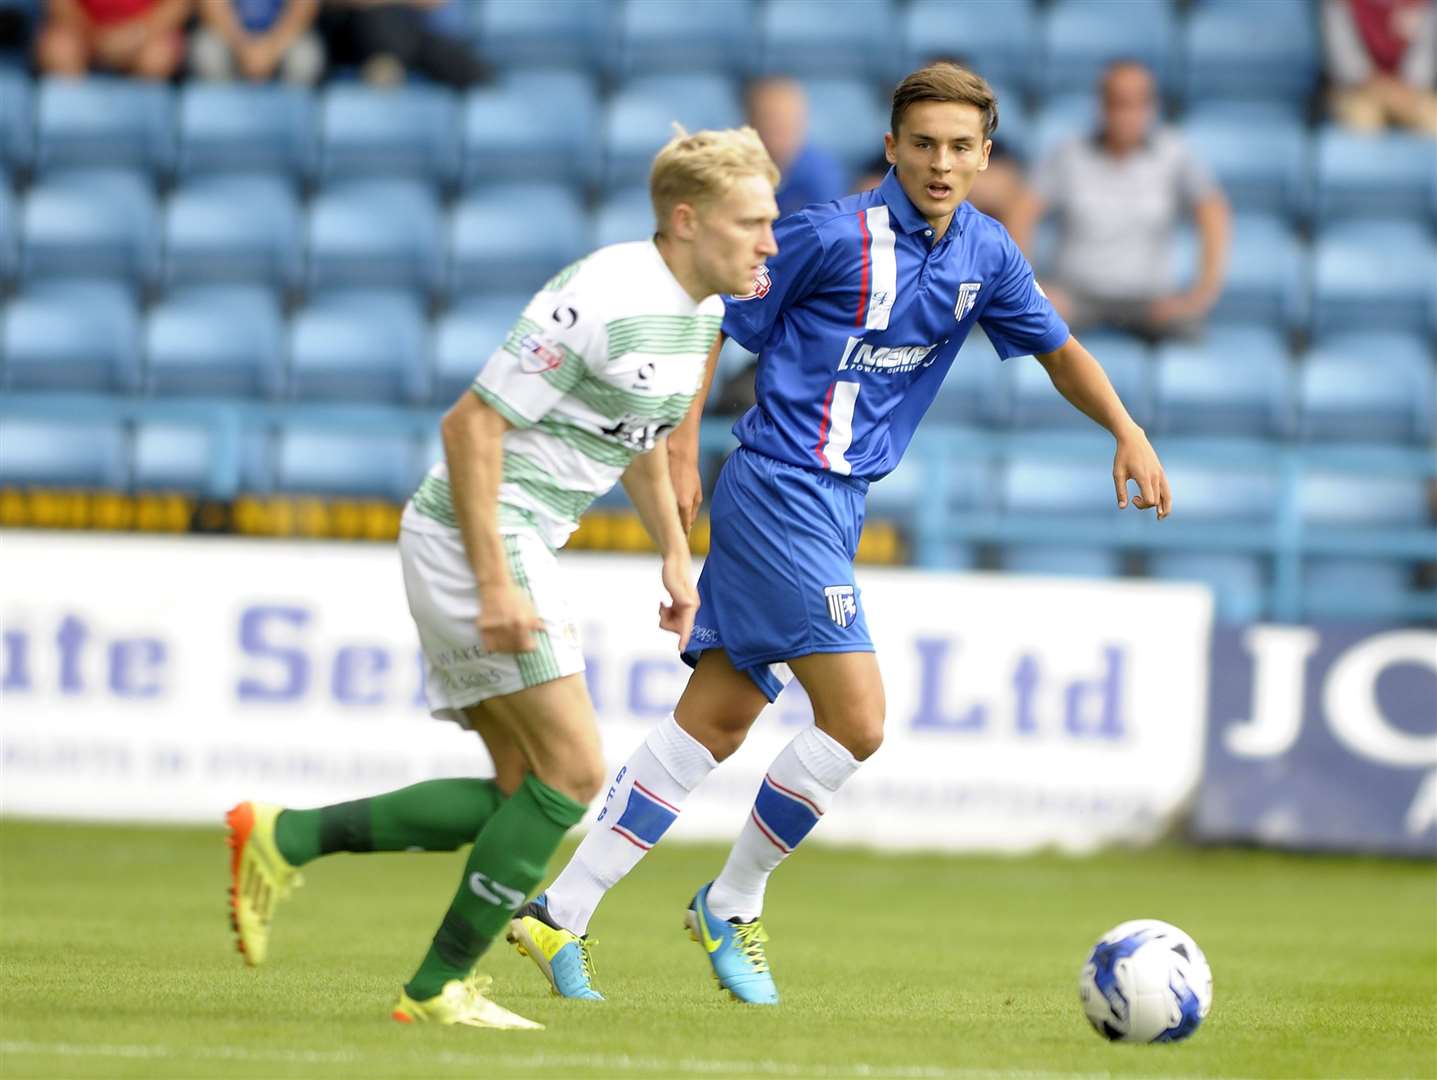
[878,167,964,240]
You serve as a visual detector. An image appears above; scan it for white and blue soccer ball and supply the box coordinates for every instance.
[1078,919,1213,1044]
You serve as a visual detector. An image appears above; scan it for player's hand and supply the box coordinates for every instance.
[1113,426,1171,520]
[670,451,703,533]
[658,556,699,653]
[476,583,544,654]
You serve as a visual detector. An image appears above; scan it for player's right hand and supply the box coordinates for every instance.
[477,584,544,654]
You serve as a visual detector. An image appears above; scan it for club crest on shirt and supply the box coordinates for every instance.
[518,333,565,374]
[823,584,858,629]
[954,281,982,321]
[731,265,771,301]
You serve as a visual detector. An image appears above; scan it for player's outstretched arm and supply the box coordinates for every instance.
[621,440,699,651]
[440,391,543,652]
[1034,336,1172,519]
[668,332,727,533]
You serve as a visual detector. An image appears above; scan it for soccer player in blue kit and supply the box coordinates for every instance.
[509,63,1173,1005]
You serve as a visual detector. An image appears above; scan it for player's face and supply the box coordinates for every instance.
[691,174,781,296]
[884,101,991,226]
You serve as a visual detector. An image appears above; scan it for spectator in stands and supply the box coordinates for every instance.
[37,0,190,79]
[190,0,323,84]
[746,77,847,216]
[1322,0,1437,137]
[1008,60,1230,342]
[319,0,487,89]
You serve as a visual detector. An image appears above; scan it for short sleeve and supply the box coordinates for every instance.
[472,286,606,427]
[978,229,1071,360]
[720,211,826,353]
[1172,134,1219,208]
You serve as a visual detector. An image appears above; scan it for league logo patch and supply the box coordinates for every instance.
[732,265,771,301]
[954,281,981,321]
[518,333,564,374]
[823,584,858,629]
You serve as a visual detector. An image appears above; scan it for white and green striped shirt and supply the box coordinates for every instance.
[410,241,724,550]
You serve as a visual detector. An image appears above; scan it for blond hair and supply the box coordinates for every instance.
[650,125,779,235]
[891,62,999,140]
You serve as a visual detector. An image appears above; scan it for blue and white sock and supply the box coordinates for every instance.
[706,725,860,923]
[544,713,716,935]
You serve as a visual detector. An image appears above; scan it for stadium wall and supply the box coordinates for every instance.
[1,530,1213,853]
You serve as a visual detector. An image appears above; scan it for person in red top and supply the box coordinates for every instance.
[37,0,190,80]
[1322,0,1437,136]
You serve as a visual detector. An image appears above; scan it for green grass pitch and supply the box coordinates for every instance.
[1,819,1433,1079]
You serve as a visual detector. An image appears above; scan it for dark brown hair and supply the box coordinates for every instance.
[890,62,999,140]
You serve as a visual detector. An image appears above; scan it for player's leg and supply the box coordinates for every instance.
[397,673,600,1018]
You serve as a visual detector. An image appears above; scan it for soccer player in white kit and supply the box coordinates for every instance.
[224,127,780,1029]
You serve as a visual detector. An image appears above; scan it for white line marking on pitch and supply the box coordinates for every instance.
[0,1040,1159,1080]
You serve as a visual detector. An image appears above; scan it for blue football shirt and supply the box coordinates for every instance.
[722,168,1070,482]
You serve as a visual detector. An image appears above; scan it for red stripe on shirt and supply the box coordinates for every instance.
[854,209,871,327]
[814,380,836,469]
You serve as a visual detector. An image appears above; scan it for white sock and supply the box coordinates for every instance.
[706,725,860,922]
[544,713,716,935]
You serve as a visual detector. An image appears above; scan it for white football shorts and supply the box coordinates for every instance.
[398,513,585,723]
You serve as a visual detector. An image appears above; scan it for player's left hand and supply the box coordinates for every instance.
[658,556,700,652]
[1113,427,1171,519]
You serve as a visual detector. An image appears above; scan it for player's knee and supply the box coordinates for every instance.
[819,714,885,762]
[566,751,608,805]
[681,710,754,763]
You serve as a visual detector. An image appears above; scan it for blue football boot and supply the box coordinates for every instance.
[506,893,603,1000]
[683,882,779,1005]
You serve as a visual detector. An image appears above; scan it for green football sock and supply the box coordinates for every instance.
[404,773,586,1001]
[273,778,506,866]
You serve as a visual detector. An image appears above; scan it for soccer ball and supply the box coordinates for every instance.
[1078,919,1213,1044]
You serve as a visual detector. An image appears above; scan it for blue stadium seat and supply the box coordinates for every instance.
[3,279,139,392]
[449,181,588,296]
[1315,128,1437,222]
[593,187,654,248]
[461,70,599,187]
[1009,333,1149,430]
[34,76,173,174]
[1029,94,1096,165]
[1000,545,1122,578]
[1158,461,1281,524]
[929,328,1005,426]
[715,337,758,387]
[603,75,742,189]
[867,449,988,567]
[20,168,159,284]
[432,296,520,404]
[131,422,218,495]
[164,174,302,289]
[1207,214,1306,329]
[1040,0,1177,96]
[1148,552,1266,623]
[318,84,460,184]
[760,0,897,78]
[1001,455,1116,516]
[1152,326,1292,437]
[614,0,756,77]
[1298,338,1433,443]
[275,428,420,501]
[1312,220,1434,335]
[307,178,443,295]
[900,0,1038,93]
[1302,558,1423,620]
[801,77,885,173]
[0,68,32,170]
[1182,104,1308,219]
[144,285,284,398]
[1299,472,1427,526]
[1182,0,1318,106]
[0,417,127,489]
[175,83,316,178]
[472,0,611,74]
[0,183,16,284]
[288,289,429,404]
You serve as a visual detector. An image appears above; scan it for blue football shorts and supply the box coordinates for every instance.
[681,446,874,702]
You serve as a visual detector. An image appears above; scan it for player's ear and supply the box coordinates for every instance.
[978,138,992,171]
[670,201,699,241]
[883,131,897,166]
